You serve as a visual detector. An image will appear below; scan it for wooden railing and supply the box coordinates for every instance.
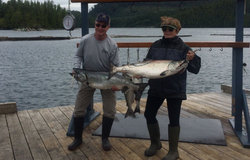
[117,42,250,48]
[77,42,250,48]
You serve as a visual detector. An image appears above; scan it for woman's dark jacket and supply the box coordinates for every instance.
[146,36,201,100]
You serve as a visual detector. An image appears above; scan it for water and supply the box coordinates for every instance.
[1,28,250,111]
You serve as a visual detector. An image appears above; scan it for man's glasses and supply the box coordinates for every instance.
[95,23,107,28]
[161,27,175,32]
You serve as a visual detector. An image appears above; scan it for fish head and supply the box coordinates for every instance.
[73,68,87,83]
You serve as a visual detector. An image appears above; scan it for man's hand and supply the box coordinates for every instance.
[111,86,120,91]
[134,75,142,79]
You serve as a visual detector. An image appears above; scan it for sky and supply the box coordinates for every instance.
[2,0,97,12]
[60,2,97,12]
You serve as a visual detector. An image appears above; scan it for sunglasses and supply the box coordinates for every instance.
[162,27,175,32]
[95,23,107,28]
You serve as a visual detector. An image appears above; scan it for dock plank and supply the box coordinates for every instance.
[6,113,33,160]
[18,110,51,160]
[46,107,88,160]
[0,114,14,160]
[28,109,69,160]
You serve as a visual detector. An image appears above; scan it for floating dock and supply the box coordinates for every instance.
[0,36,71,41]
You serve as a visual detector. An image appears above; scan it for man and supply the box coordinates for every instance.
[68,13,120,151]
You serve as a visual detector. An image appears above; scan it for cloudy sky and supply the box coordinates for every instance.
[2,0,97,12]
[60,2,97,12]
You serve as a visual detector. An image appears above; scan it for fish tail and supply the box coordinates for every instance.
[134,83,148,101]
[108,63,117,80]
[134,101,140,114]
[125,108,135,118]
[133,84,147,115]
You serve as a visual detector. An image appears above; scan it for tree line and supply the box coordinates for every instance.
[88,0,250,28]
[0,0,68,29]
[1,0,250,30]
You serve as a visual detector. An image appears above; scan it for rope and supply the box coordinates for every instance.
[69,74,82,89]
[69,74,75,88]
[127,48,130,65]
[243,63,248,75]
[69,30,72,37]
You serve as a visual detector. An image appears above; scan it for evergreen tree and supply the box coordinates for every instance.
[0,0,68,29]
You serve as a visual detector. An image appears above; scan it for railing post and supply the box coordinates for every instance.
[229,0,250,148]
[81,3,89,36]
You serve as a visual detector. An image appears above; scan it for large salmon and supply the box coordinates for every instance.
[70,68,148,118]
[109,59,189,80]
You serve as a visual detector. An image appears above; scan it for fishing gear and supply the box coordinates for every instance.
[63,0,76,37]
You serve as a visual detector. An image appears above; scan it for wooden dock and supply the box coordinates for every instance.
[1,92,250,160]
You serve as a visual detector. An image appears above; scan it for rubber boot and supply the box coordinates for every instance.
[163,125,180,160]
[102,116,114,151]
[68,117,84,151]
[144,122,162,157]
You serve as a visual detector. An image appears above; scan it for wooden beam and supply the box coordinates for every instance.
[71,0,204,3]
[0,102,17,114]
[116,42,250,48]
[221,84,250,95]
[77,42,250,48]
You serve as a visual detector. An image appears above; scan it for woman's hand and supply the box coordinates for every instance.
[186,49,198,61]
[186,50,195,61]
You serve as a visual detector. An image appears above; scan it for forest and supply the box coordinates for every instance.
[0,0,68,29]
[0,0,250,30]
[88,0,250,28]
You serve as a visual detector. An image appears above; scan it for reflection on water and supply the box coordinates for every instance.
[0,28,250,111]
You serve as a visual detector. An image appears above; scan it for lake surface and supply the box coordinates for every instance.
[1,28,250,111]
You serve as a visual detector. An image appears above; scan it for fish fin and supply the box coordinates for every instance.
[108,63,117,80]
[134,101,140,114]
[125,108,135,118]
[134,83,148,101]
[121,87,129,94]
[160,70,170,76]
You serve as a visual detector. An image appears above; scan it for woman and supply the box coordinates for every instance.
[144,16,201,160]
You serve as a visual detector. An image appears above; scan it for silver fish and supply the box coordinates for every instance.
[124,88,136,118]
[71,68,148,118]
[109,59,188,80]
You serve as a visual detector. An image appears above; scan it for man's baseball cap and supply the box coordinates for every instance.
[96,13,111,25]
